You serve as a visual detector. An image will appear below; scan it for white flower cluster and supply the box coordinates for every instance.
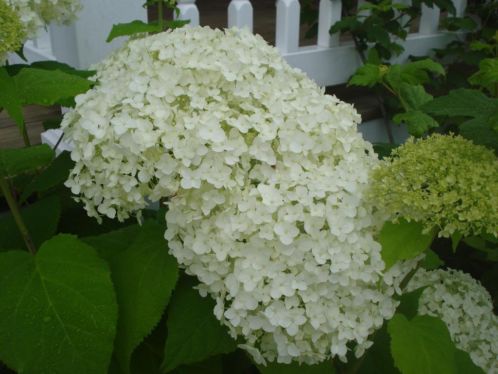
[63,27,414,364]
[407,268,498,373]
[6,0,80,39]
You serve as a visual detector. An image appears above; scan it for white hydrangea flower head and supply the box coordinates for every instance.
[407,268,498,373]
[6,0,81,39]
[62,27,416,364]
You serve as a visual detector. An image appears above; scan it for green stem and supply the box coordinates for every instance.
[0,178,36,254]
[157,0,164,31]
[21,123,31,147]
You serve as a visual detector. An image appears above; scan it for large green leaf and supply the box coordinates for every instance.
[398,84,433,111]
[20,151,74,203]
[378,219,434,269]
[162,277,237,372]
[259,361,334,374]
[111,221,179,373]
[459,116,498,152]
[385,59,444,90]
[396,287,426,319]
[15,68,91,106]
[358,325,399,374]
[0,68,23,126]
[0,235,118,374]
[468,58,498,95]
[0,144,54,178]
[0,195,61,250]
[30,60,96,78]
[422,89,498,118]
[388,314,456,374]
[454,349,485,374]
[82,224,142,261]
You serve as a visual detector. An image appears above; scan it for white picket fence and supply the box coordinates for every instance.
[34,0,467,146]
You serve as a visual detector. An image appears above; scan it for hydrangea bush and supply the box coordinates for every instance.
[0,0,25,61]
[407,268,498,373]
[369,134,498,238]
[61,26,418,364]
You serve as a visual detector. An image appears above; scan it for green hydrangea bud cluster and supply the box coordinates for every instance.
[0,0,25,63]
[369,134,498,238]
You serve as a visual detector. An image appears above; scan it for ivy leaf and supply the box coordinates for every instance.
[422,89,498,118]
[0,195,61,250]
[393,110,438,137]
[15,68,92,107]
[398,84,433,111]
[349,64,383,87]
[0,144,54,178]
[0,68,23,126]
[0,235,118,374]
[388,314,456,374]
[106,20,161,42]
[378,219,434,269]
[20,151,74,203]
[111,221,179,373]
[469,58,498,95]
[259,361,334,374]
[386,59,444,90]
[162,277,237,372]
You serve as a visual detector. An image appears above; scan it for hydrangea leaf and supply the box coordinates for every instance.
[14,67,92,106]
[378,219,434,269]
[258,361,334,374]
[82,224,141,261]
[162,277,237,372]
[454,349,485,374]
[358,326,399,374]
[20,151,74,203]
[0,144,54,179]
[171,356,223,374]
[30,60,96,78]
[396,287,426,319]
[111,221,179,374]
[0,235,118,374]
[420,250,443,270]
[393,110,439,137]
[459,116,498,152]
[0,195,61,250]
[388,314,456,374]
[422,89,498,118]
[0,67,23,126]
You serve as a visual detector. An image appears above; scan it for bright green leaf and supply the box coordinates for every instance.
[0,67,23,126]
[0,195,61,250]
[14,68,92,106]
[162,277,236,372]
[386,59,444,90]
[259,361,334,374]
[349,64,383,87]
[388,314,456,374]
[422,89,498,118]
[451,232,463,252]
[0,235,118,374]
[112,221,179,373]
[378,219,434,269]
[30,60,96,78]
[0,144,54,178]
[20,151,74,203]
[393,110,439,137]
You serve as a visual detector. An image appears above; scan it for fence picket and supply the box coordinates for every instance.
[228,0,253,31]
[176,0,200,26]
[318,0,342,47]
[419,5,440,34]
[276,0,300,53]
